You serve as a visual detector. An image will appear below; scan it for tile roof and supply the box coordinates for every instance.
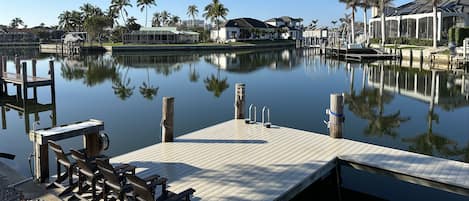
[222,18,276,29]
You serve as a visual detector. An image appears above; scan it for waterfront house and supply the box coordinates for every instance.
[210,18,276,42]
[265,16,303,40]
[124,27,200,44]
[369,0,469,41]
[0,29,39,46]
[303,28,329,46]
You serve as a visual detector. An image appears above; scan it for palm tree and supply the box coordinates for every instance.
[58,11,74,31]
[139,68,158,100]
[169,15,180,26]
[187,5,199,27]
[310,19,318,29]
[10,17,24,29]
[80,3,103,20]
[340,0,360,44]
[137,0,157,27]
[432,0,439,48]
[152,12,161,27]
[203,0,229,41]
[158,10,171,26]
[110,0,132,26]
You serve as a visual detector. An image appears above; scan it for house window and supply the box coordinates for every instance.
[400,19,416,38]
[386,20,398,38]
[231,31,237,39]
[442,16,465,40]
[371,21,381,38]
[418,17,433,39]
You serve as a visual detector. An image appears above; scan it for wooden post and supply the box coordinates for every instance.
[0,56,3,96]
[329,93,344,139]
[2,56,7,95]
[15,56,20,74]
[2,56,6,72]
[22,62,28,100]
[32,59,37,102]
[235,83,245,119]
[1,106,6,129]
[410,50,413,67]
[15,57,21,101]
[49,60,57,127]
[84,133,101,157]
[161,97,174,143]
[34,143,49,183]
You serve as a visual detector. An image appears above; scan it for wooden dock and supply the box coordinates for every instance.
[324,47,399,61]
[111,119,469,201]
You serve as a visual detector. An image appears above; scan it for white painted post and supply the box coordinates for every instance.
[235,83,245,119]
[161,97,174,142]
[329,94,344,138]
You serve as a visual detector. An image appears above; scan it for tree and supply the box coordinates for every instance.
[340,0,360,44]
[432,0,439,48]
[80,3,104,20]
[160,10,171,26]
[203,0,229,41]
[187,5,199,27]
[169,15,180,26]
[10,17,24,29]
[126,17,142,31]
[311,19,318,28]
[137,0,157,27]
[110,0,132,26]
[84,15,113,44]
[58,11,73,31]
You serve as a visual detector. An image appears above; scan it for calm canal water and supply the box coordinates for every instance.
[0,47,468,200]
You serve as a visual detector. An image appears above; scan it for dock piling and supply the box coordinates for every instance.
[235,83,245,119]
[32,59,37,102]
[329,93,344,138]
[0,57,3,95]
[34,142,49,183]
[161,97,174,142]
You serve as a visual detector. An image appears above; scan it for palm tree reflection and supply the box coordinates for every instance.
[189,63,199,83]
[112,67,135,100]
[139,68,159,100]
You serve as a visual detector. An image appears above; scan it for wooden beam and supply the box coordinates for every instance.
[29,119,104,145]
[339,159,469,197]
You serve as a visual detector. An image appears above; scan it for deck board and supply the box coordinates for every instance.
[2,72,51,86]
[111,120,469,201]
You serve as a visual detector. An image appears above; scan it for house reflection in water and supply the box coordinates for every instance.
[363,63,469,160]
[204,48,303,72]
[366,64,469,109]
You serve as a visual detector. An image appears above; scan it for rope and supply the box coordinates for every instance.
[329,111,344,118]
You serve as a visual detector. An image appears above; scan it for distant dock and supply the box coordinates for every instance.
[111,119,469,200]
[324,47,399,61]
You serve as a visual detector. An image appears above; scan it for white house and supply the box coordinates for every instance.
[369,0,469,41]
[266,16,303,40]
[210,18,276,42]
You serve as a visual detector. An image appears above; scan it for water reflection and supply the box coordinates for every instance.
[112,66,135,100]
[139,68,159,100]
[60,55,119,87]
[204,49,303,72]
[350,60,469,161]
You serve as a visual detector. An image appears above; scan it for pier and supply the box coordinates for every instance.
[109,86,469,201]
[111,119,469,200]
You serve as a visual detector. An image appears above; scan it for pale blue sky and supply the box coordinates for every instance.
[1,0,411,27]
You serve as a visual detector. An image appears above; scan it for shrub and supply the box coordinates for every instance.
[370,37,435,46]
[449,27,469,46]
